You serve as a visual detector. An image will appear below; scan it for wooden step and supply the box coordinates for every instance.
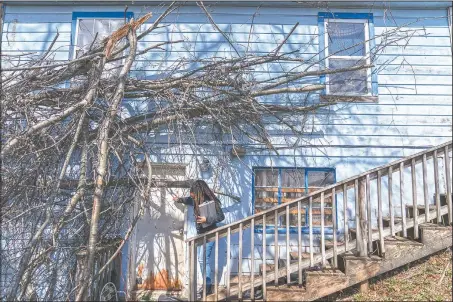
[419,222,452,230]
[381,236,424,259]
[229,274,252,285]
[405,204,436,218]
[384,235,424,246]
[406,204,436,210]
[419,223,452,246]
[266,284,307,301]
[289,252,313,260]
[383,216,403,222]
[325,240,345,249]
[349,227,379,234]
[382,216,403,228]
[349,227,378,240]
[338,254,382,284]
[305,269,349,298]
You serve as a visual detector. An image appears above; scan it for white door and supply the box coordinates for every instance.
[130,164,187,292]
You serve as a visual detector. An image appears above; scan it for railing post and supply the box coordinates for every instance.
[366,174,372,253]
[411,158,419,239]
[309,197,314,267]
[343,183,349,252]
[226,228,231,299]
[250,218,255,298]
[215,232,219,302]
[388,166,394,236]
[262,214,267,299]
[400,162,407,237]
[358,177,369,292]
[354,179,362,254]
[237,225,242,300]
[202,236,207,302]
[444,145,452,224]
[332,188,338,268]
[422,154,430,222]
[320,192,326,267]
[189,241,197,301]
[274,210,278,287]
[434,150,441,223]
[377,170,385,257]
[286,205,290,283]
[297,200,302,285]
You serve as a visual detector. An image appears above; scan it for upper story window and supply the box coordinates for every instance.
[71,12,133,76]
[319,13,377,101]
[75,18,124,59]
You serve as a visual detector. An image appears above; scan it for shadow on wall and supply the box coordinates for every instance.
[134,187,186,291]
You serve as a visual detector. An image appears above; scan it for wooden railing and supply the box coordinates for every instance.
[186,141,452,301]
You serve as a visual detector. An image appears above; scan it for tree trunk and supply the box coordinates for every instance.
[75,26,137,301]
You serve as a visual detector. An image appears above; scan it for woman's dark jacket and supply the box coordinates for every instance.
[176,197,225,234]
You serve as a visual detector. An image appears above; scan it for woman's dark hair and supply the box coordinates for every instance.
[190,180,219,216]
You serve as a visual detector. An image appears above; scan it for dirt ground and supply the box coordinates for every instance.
[324,248,452,301]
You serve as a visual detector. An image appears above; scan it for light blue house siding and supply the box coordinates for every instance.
[2,1,452,294]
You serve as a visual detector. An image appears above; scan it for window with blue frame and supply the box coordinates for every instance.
[253,167,335,233]
[318,13,377,99]
[71,12,134,77]
[71,12,140,118]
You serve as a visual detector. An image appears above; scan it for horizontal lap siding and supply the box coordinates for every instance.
[2,3,451,176]
[3,2,452,286]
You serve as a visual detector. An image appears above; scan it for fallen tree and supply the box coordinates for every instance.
[0,2,428,300]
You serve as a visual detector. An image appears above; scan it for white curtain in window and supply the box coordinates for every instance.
[326,20,369,95]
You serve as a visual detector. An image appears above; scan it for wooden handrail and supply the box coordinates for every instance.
[188,140,452,301]
[187,140,452,244]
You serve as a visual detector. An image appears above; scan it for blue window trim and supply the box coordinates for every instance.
[252,167,338,235]
[318,12,378,97]
[70,11,134,59]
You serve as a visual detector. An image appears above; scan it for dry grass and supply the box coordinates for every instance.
[326,248,452,301]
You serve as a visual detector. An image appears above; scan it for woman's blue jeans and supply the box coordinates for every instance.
[197,241,215,286]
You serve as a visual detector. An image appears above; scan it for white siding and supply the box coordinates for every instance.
[2,1,452,287]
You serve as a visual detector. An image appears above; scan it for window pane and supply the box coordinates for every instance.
[93,19,110,40]
[281,169,305,201]
[327,22,365,56]
[76,18,125,75]
[328,58,368,95]
[255,169,278,187]
[109,19,124,31]
[254,169,279,214]
[77,19,95,52]
[281,169,305,188]
[307,170,335,187]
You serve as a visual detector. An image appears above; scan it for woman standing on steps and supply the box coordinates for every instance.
[173,180,225,298]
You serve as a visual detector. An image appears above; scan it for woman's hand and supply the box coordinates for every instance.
[196,216,207,224]
[172,195,179,202]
